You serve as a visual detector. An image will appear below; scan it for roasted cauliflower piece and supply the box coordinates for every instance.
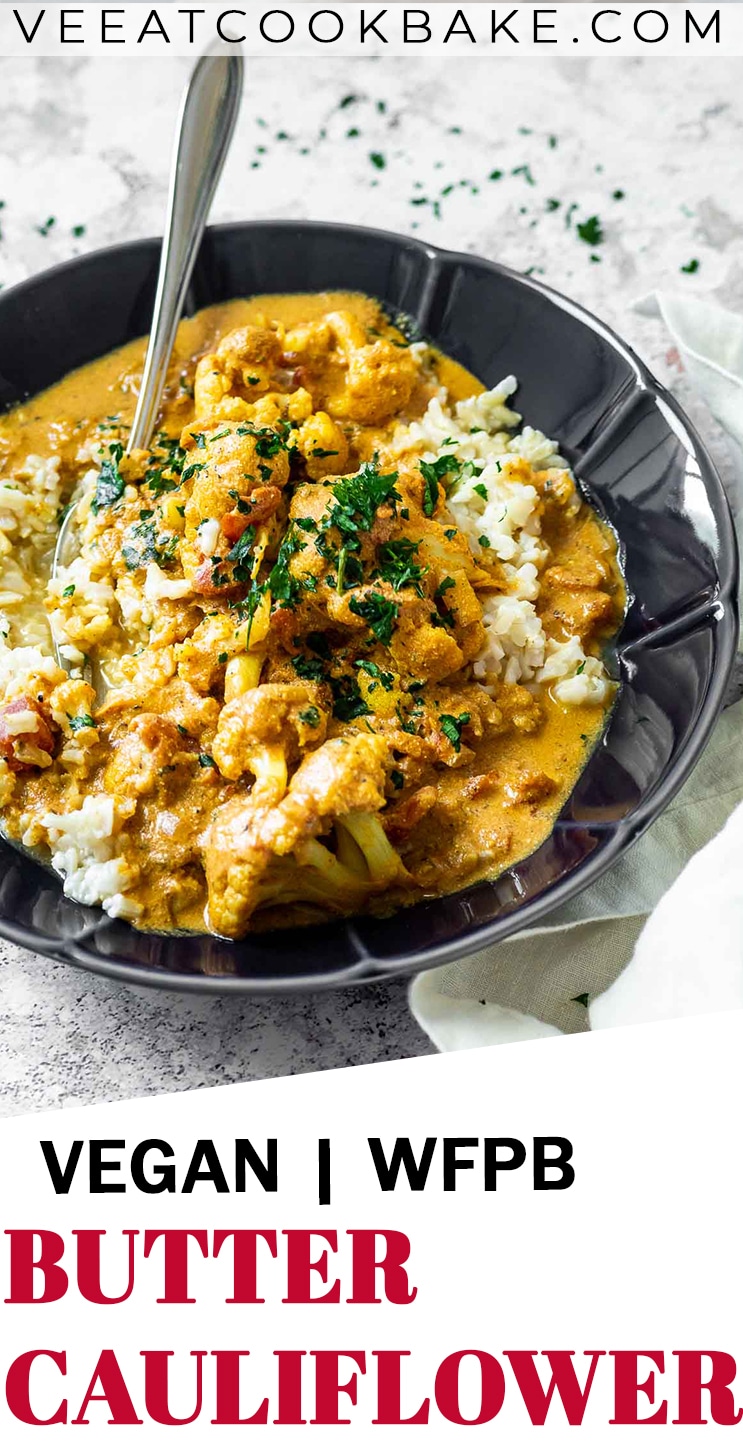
[212,681,327,796]
[204,733,403,937]
[193,325,285,415]
[324,312,418,426]
[294,411,350,479]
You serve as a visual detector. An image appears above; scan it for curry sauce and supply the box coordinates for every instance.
[0,293,623,938]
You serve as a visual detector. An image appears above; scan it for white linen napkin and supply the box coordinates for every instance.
[410,293,743,1049]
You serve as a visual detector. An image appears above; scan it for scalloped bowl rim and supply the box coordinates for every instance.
[0,219,737,993]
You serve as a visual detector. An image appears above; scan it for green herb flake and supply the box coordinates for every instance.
[439,711,471,753]
[576,214,604,247]
[681,258,700,274]
[376,537,425,595]
[390,769,405,791]
[62,584,75,598]
[91,442,125,514]
[348,590,399,646]
[298,705,321,727]
[355,658,394,691]
[369,151,386,170]
[330,674,372,723]
[67,713,95,733]
[198,753,216,768]
[292,656,326,682]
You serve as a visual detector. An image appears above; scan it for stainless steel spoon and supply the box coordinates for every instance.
[51,54,244,673]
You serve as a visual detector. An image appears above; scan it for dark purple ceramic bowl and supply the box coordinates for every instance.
[0,221,736,991]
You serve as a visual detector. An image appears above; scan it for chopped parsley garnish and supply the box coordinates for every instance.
[198,753,216,768]
[512,163,535,186]
[355,658,394,691]
[298,706,320,727]
[473,482,488,500]
[218,652,228,665]
[435,576,455,599]
[122,517,177,571]
[91,442,125,513]
[376,538,425,594]
[330,675,372,722]
[67,713,94,732]
[681,258,700,274]
[234,423,285,459]
[268,526,304,607]
[348,591,399,645]
[576,214,604,247]
[419,453,473,515]
[62,584,75,598]
[439,712,470,752]
[327,458,401,536]
[292,656,326,682]
[295,516,317,532]
[369,151,386,170]
[311,447,339,458]
[145,434,186,497]
[444,527,458,541]
[176,724,190,737]
[226,525,257,582]
[478,534,491,549]
[390,769,405,790]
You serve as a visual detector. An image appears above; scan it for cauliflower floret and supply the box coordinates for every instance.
[204,733,402,937]
[324,312,419,426]
[294,412,349,479]
[193,325,285,414]
[212,682,327,794]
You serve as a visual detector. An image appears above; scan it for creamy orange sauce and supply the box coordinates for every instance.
[0,293,623,938]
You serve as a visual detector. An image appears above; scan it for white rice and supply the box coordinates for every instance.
[39,794,141,920]
[396,378,612,707]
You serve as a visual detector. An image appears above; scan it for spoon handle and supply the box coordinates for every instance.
[127,55,244,455]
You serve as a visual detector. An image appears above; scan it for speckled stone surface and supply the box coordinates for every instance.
[0,55,740,1115]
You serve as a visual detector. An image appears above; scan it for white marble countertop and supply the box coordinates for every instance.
[0,54,740,1116]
